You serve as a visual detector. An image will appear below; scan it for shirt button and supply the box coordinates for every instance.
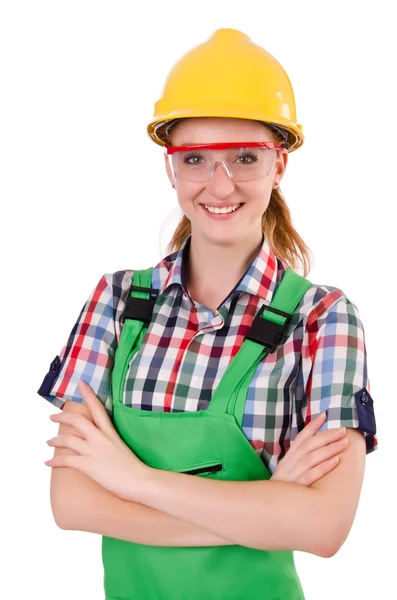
[360,393,368,405]
[50,356,60,374]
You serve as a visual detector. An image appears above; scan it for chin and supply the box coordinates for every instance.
[198,227,243,245]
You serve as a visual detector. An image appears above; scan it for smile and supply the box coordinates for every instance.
[200,203,245,219]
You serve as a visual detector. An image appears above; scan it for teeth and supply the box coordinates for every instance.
[204,203,241,214]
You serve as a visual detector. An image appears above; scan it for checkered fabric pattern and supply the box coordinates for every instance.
[37,233,378,475]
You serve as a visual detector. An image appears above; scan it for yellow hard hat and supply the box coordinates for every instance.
[147,28,304,152]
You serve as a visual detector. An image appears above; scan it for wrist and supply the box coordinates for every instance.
[128,465,155,504]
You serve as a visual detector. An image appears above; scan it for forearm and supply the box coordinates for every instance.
[60,470,233,547]
[135,470,328,556]
[51,407,232,547]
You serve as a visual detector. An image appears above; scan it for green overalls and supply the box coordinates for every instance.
[102,266,312,600]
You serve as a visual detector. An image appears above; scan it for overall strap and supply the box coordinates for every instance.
[111,268,159,406]
[111,267,313,420]
[208,268,313,419]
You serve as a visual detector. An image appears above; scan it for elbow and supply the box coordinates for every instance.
[51,494,82,530]
[309,492,355,558]
[50,478,75,530]
[317,540,345,559]
[314,523,351,558]
[51,500,73,530]
[55,514,71,530]
[49,461,82,531]
[322,531,350,558]
[316,542,341,559]
[50,502,70,530]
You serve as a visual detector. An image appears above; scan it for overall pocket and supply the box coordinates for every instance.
[179,461,223,476]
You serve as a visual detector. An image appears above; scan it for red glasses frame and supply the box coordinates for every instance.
[165,141,282,154]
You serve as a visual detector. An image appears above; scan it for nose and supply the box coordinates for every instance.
[206,160,236,196]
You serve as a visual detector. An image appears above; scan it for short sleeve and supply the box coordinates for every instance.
[36,272,119,419]
[302,296,378,455]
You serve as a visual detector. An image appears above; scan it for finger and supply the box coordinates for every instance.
[298,427,347,457]
[297,456,340,486]
[287,437,348,482]
[301,412,327,436]
[44,453,84,469]
[310,437,349,465]
[283,413,327,461]
[49,411,101,441]
[47,434,90,455]
[78,381,115,433]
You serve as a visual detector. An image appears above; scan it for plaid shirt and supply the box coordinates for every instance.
[37,233,378,475]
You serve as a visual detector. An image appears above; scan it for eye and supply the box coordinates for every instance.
[235,151,259,164]
[182,152,205,165]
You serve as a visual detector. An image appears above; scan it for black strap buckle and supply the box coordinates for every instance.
[120,285,159,325]
[245,304,291,353]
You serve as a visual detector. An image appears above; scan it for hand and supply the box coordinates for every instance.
[44,380,151,502]
[271,413,349,486]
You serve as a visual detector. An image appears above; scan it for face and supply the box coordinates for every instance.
[164,117,288,247]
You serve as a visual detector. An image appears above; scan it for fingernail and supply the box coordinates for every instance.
[78,381,86,389]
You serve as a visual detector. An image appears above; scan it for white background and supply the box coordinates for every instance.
[1,1,394,598]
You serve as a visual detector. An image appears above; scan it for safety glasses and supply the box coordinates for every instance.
[165,142,282,183]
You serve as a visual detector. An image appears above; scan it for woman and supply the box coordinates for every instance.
[39,29,378,600]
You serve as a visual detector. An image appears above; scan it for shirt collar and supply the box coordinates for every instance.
[159,232,283,306]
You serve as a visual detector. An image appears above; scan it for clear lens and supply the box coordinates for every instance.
[170,147,276,183]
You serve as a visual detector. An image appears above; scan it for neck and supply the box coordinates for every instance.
[186,231,264,312]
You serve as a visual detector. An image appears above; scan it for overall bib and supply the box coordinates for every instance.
[102,267,312,600]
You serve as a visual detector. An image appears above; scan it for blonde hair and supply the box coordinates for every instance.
[158,119,313,278]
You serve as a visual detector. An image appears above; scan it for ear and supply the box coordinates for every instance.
[275,148,288,186]
[164,153,176,187]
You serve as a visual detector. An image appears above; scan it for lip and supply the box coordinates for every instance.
[200,203,244,220]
